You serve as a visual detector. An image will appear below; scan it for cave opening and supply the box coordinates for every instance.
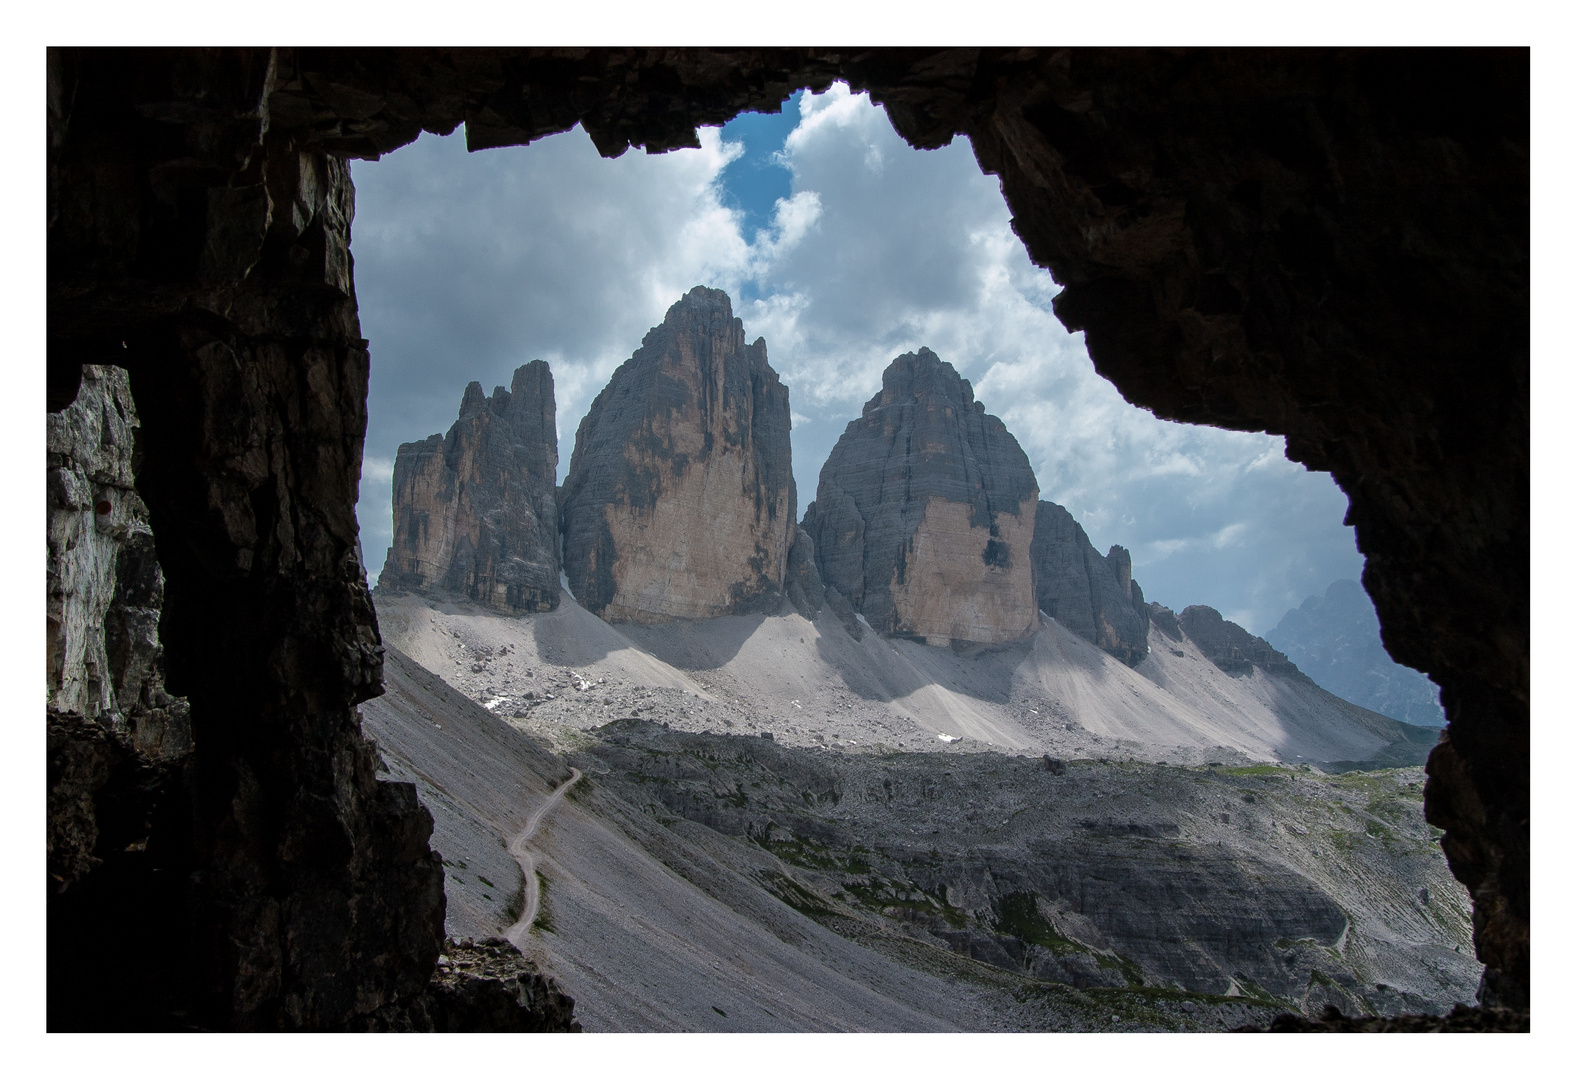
[45,47,1527,1031]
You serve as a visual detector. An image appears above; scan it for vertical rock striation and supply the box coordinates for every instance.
[1029,500,1151,666]
[802,349,1039,645]
[380,361,560,613]
[47,364,190,763]
[559,287,795,622]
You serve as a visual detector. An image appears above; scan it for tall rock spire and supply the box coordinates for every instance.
[559,286,796,622]
[1030,500,1150,666]
[380,360,560,612]
[801,348,1039,645]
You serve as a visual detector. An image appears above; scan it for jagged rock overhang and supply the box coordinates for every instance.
[46,45,1528,1022]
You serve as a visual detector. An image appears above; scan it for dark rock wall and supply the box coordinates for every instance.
[931,49,1528,1006]
[1175,604,1304,678]
[802,348,1040,645]
[1267,579,1446,727]
[1030,500,1150,666]
[380,361,560,613]
[560,287,795,622]
[46,46,1528,1019]
[48,49,444,1029]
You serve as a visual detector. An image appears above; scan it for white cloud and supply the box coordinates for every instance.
[360,456,395,484]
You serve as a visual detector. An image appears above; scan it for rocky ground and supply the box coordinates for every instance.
[363,591,1480,1031]
[375,586,1428,770]
[569,721,1478,1020]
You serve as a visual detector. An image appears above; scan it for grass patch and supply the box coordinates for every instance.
[756,833,840,872]
[755,832,876,878]
[759,870,839,920]
[503,870,526,923]
[1221,764,1290,778]
[531,871,555,934]
[994,892,1083,955]
[842,875,968,928]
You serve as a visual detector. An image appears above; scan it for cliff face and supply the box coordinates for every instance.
[1158,602,1302,679]
[1030,500,1150,666]
[47,365,190,764]
[1267,580,1446,727]
[803,349,1039,645]
[381,361,559,613]
[560,287,795,622]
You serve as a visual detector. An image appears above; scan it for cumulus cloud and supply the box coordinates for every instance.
[349,83,1363,634]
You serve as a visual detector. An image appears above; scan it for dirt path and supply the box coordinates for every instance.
[505,767,582,946]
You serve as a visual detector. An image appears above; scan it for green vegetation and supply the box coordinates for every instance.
[757,833,840,871]
[504,877,526,923]
[532,871,555,933]
[1221,764,1291,778]
[994,892,1082,955]
[755,831,873,878]
[842,875,968,928]
[758,870,839,920]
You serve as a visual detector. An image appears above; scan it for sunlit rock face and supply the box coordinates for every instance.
[803,348,1039,645]
[1030,500,1150,666]
[381,360,560,613]
[559,287,796,622]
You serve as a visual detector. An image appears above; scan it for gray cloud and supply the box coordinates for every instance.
[349,84,1363,634]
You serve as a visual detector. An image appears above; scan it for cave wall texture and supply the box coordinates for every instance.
[46,46,1528,1026]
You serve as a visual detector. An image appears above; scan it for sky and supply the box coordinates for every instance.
[348,83,1364,635]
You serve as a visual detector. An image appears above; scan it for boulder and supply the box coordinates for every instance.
[802,348,1038,645]
[381,361,560,613]
[1030,500,1150,666]
[559,287,795,622]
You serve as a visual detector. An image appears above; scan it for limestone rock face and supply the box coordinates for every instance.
[560,287,795,622]
[47,365,190,763]
[784,526,865,640]
[381,361,559,613]
[1171,604,1302,678]
[784,526,826,621]
[1030,500,1150,666]
[802,349,1038,645]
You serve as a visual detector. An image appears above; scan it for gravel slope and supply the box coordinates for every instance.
[361,588,1475,1031]
[374,587,1432,768]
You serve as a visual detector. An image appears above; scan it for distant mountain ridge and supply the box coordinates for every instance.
[1266,579,1445,728]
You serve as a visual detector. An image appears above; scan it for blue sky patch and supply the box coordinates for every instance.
[716,91,803,245]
